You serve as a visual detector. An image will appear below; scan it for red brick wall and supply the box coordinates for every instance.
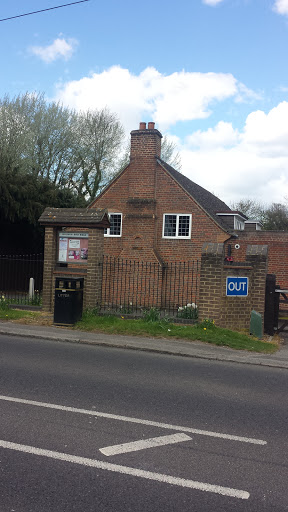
[226,231,288,288]
[155,168,230,262]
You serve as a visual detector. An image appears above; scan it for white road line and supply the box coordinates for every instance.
[0,439,250,500]
[99,433,192,456]
[0,394,267,445]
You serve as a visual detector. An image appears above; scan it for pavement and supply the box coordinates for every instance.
[1,319,288,369]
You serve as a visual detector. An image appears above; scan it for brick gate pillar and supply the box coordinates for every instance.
[198,243,224,325]
[42,226,57,312]
[198,242,268,332]
[85,227,104,309]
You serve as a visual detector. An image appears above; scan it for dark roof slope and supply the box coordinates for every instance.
[157,158,232,232]
[39,207,110,227]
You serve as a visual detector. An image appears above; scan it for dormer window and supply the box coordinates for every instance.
[234,217,245,230]
[216,212,246,231]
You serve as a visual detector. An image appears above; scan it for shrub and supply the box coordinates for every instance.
[83,307,99,319]
[143,307,161,323]
[0,295,9,311]
[29,291,42,306]
[119,303,134,314]
[196,318,215,330]
[177,303,198,320]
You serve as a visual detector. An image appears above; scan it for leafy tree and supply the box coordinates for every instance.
[0,169,86,252]
[0,93,126,250]
[263,203,288,231]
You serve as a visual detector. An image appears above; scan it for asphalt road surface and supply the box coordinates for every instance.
[0,334,288,511]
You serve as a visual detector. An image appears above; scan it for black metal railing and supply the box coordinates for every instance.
[0,253,44,305]
[101,256,200,317]
[0,253,199,315]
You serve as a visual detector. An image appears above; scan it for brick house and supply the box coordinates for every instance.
[90,122,236,263]
[89,122,288,289]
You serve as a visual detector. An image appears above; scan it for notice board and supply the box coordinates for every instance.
[58,232,88,263]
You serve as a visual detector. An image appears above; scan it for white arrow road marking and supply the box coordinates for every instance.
[0,440,250,499]
[99,433,191,456]
[0,395,267,445]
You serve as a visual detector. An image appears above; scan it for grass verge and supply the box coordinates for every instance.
[0,309,39,321]
[1,308,278,353]
[75,312,277,354]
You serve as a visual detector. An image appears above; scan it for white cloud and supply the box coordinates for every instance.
[30,37,78,63]
[181,102,288,205]
[273,0,288,15]
[55,66,246,131]
[54,66,288,205]
[186,121,239,149]
[202,0,225,5]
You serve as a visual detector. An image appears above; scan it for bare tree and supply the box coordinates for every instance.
[230,199,266,223]
[68,108,125,200]
[161,135,182,171]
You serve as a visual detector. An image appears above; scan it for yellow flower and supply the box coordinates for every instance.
[203,327,207,330]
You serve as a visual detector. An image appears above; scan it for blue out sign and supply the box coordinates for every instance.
[226,276,248,297]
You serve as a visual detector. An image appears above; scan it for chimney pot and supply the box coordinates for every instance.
[139,122,146,130]
[148,122,155,130]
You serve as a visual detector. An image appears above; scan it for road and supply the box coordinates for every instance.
[0,334,288,511]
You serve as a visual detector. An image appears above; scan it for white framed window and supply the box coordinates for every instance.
[104,213,122,237]
[234,217,245,230]
[162,214,192,239]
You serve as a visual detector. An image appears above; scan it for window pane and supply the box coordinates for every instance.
[178,215,190,237]
[164,215,177,237]
[110,214,122,236]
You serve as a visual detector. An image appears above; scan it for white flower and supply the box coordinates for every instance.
[191,303,196,308]
[187,303,192,308]
[178,306,183,311]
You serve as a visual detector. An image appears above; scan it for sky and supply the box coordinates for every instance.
[1,0,288,206]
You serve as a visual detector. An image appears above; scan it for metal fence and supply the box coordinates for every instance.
[0,253,200,315]
[0,253,44,305]
[101,256,200,317]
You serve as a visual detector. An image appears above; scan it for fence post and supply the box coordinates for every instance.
[29,278,35,301]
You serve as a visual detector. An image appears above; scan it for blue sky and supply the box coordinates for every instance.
[1,0,288,205]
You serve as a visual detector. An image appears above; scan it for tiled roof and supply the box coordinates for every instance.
[157,158,233,233]
[39,207,110,227]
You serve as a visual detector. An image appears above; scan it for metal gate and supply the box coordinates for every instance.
[264,274,288,335]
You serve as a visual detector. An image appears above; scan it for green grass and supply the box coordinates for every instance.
[75,311,277,354]
[0,308,38,321]
[1,307,277,353]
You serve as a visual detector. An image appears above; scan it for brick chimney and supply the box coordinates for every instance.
[130,122,162,161]
[128,122,162,199]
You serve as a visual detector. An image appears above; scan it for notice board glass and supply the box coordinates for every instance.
[58,232,88,263]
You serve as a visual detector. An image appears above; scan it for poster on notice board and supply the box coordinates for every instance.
[58,232,88,263]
